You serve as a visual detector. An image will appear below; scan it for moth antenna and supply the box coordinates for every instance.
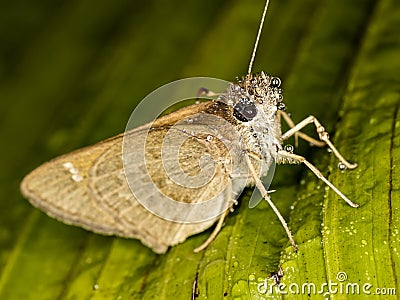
[248,0,270,75]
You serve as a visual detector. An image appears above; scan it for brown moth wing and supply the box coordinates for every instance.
[20,137,129,237]
[21,101,237,253]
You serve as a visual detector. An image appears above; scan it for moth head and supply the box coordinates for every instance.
[225,71,285,123]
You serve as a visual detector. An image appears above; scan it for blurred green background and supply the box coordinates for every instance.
[1,0,399,299]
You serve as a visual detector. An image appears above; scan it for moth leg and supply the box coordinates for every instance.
[193,207,231,253]
[279,111,324,147]
[245,152,298,252]
[280,114,357,169]
[278,149,359,208]
[193,179,234,253]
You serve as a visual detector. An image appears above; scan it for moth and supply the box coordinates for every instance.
[20,0,358,254]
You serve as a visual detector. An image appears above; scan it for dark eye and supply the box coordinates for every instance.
[270,77,281,88]
[233,97,257,122]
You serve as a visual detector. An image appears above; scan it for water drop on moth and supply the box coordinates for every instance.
[20,0,358,254]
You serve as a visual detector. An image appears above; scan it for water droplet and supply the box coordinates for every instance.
[206,135,213,142]
[270,77,281,88]
[284,144,294,153]
[338,162,347,171]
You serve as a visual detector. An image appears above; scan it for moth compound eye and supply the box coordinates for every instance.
[270,77,281,88]
[233,97,257,122]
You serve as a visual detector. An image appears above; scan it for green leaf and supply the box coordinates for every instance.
[1,0,399,299]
